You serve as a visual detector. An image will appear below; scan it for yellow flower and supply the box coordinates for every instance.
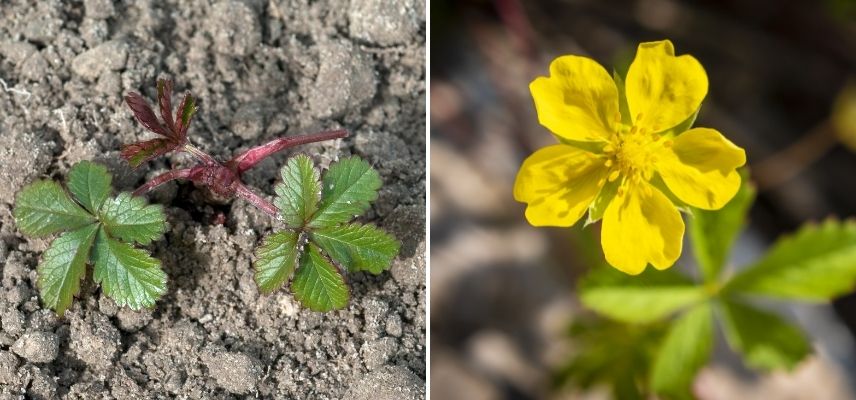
[514,40,746,275]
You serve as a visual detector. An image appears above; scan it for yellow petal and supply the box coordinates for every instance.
[514,144,607,227]
[601,181,684,274]
[656,128,746,210]
[625,40,708,133]
[530,55,620,142]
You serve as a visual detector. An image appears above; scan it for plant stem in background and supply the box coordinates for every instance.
[752,120,837,191]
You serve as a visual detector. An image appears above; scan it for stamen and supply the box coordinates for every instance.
[608,170,620,182]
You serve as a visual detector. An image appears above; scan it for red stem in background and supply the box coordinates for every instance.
[228,129,349,173]
[234,183,279,218]
[133,166,206,196]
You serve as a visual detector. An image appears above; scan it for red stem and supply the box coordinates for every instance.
[132,166,205,196]
[234,182,279,218]
[228,129,349,173]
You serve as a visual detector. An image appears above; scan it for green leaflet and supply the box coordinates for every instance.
[291,244,349,312]
[309,156,382,228]
[311,223,399,274]
[257,155,399,311]
[14,180,95,237]
[14,161,168,315]
[92,228,167,310]
[724,219,856,301]
[274,154,321,227]
[719,299,810,371]
[254,231,301,293]
[650,302,714,399]
[690,170,754,282]
[579,267,706,324]
[67,161,112,214]
[100,192,167,245]
[36,223,99,316]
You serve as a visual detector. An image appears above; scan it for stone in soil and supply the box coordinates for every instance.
[10,332,59,363]
[345,365,425,400]
[201,346,263,395]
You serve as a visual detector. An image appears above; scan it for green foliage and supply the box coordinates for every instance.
[569,175,856,398]
[309,156,382,228]
[554,316,665,400]
[719,299,810,371]
[690,169,755,282]
[254,155,399,312]
[650,303,714,399]
[579,267,706,324]
[13,161,167,315]
[725,219,856,301]
[274,154,321,228]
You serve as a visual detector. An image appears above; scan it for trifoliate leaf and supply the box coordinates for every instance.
[14,180,95,237]
[719,299,810,371]
[92,229,166,310]
[274,154,321,227]
[651,302,714,399]
[292,244,349,311]
[36,223,99,316]
[310,223,400,274]
[724,219,856,301]
[580,267,707,324]
[254,231,301,293]
[67,161,112,214]
[690,170,755,282]
[100,192,167,245]
[309,157,381,228]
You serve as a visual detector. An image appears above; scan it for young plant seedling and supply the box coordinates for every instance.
[13,161,167,315]
[123,78,348,217]
[255,155,400,311]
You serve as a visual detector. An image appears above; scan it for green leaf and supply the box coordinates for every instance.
[553,316,664,399]
[580,267,706,324]
[724,219,856,301]
[719,299,810,371]
[291,244,349,311]
[310,223,400,274]
[36,223,99,316]
[254,231,301,293]
[274,154,321,227]
[14,180,96,237]
[100,192,167,245]
[309,156,381,228]
[92,228,167,310]
[690,170,755,282]
[586,176,621,225]
[613,70,632,126]
[67,161,113,214]
[651,302,714,399]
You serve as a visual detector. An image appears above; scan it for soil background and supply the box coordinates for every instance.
[0,0,425,398]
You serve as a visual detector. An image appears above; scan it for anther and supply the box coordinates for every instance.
[608,170,620,182]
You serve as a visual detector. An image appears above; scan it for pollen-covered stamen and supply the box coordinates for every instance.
[603,125,668,182]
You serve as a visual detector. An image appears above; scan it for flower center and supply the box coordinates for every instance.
[602,125,670,184]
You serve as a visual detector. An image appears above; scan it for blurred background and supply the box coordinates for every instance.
[430,0,856,398]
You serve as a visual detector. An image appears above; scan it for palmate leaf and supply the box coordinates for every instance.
[724,219,856,301]
[100,192,167,245]
[67,161,112,214]
[291,244,349,312]
[309,156,382,228]
[274,154,321,227]
[650,302,714,399]
[690,170,755,282]
[14,180,95,237]
[36,223,99,316]
[254,231,301,293]
[121,138,179,168]
[719,299,810,371]
[311,223,399,274]
[92,228,167,310]
[579,267,707,324]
